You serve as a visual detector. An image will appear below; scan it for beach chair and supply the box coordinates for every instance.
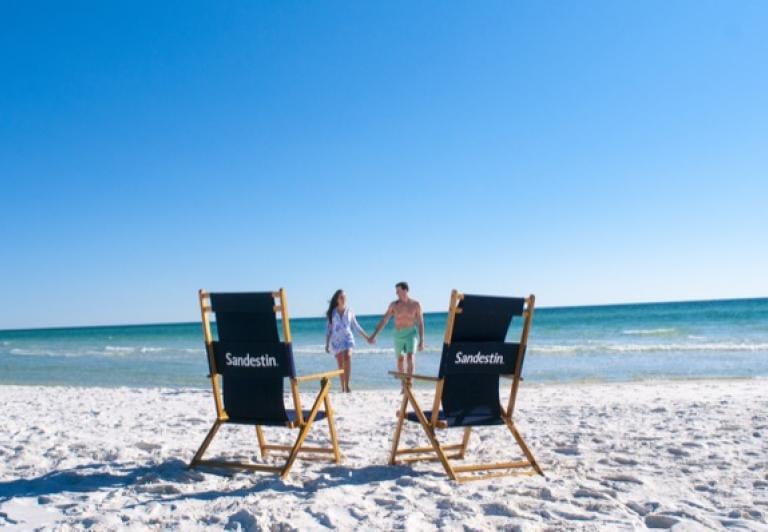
[189,289,343,479]
[388,290,544,482]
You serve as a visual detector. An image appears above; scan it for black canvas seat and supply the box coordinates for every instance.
[405,407,504,427]
[189,289,343,479]
[226,410,327,426]
[389,290,544,483]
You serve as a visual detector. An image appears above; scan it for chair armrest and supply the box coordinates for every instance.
[294,369,344,383]
[388,371,441,382]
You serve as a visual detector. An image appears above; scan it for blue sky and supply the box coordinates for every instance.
[1,2,766,328]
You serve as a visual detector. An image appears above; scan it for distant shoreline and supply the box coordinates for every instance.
[1,374,765,392]
[2,295,767,333]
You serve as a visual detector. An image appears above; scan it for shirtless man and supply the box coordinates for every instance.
[369,281,424,374]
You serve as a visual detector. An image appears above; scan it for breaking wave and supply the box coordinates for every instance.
[532,342,768,355]
[5,346,202,358]
[622,328,676,336]
[293,345,441,355]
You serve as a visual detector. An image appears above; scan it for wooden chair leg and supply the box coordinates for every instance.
[190,420,222,468]
[459,427,472,459]
[323,383,342,464]
[255,425,267,458]
[389,392,410,465]
[405,387,457,481]
[504,418,544,476]
[280,380,330,479]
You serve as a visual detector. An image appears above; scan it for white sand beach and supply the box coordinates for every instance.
[1,379,766,531]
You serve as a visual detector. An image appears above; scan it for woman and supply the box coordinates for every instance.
[325,289,370,393]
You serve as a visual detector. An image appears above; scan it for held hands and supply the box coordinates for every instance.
[418,341,425,352]
[367,333,376,345]
[325,343,330,354]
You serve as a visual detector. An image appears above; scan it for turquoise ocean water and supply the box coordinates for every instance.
[1,298,766,389]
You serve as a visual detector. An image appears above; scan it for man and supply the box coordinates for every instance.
[370,281,424,374]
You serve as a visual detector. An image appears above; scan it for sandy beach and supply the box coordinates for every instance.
[1,379,766,531]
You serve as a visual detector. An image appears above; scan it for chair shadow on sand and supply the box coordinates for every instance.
[0,458,195,501]
[134,463,424,507]
[0,458,427,506]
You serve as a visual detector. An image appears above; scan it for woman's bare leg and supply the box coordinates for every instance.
[344,351,352,392]
[335,352,347,392]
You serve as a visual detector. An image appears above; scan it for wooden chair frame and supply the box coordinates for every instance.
[388,289,544,483]
[189,288,343,479]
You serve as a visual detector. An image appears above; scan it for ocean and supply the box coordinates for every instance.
[1,298,766,389]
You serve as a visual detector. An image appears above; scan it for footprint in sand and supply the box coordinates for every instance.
[604,474,643,485]
[373,498,403,511]
[136,484,182,495]
[553,510,595,521]
[554,446,580,456]
[626,501,650,516]
[666,447,690,458]
[613,456,639,466]
[437,498,472,513]
[348,507,368,521]
[306,509,334,528]
[644,514,679,528]
[538,487,556,501]
[482,502,518,518]
[574,488,609,500]
[226,510,259,531]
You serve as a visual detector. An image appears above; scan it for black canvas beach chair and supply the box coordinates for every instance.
[189,289,343,479]
[388,290,544,482]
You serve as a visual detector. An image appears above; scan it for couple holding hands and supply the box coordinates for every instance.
[324,282,424,393]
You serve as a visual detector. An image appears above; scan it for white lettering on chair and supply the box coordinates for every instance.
[453,351,504,365]
[224,352,278,368]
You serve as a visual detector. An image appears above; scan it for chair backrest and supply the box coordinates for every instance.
[439,293,529,421]
[206,292,296,423]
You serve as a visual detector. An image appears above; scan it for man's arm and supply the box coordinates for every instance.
[370,303,394,340]
[416,302,425,351]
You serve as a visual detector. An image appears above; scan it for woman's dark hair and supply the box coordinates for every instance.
[327,289,343,323]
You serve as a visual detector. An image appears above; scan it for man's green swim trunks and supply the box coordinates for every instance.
[393,326,418,356]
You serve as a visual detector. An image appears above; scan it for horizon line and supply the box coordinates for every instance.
[1,295,765,334]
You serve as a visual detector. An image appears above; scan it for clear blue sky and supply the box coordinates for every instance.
[2,2,766,329]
